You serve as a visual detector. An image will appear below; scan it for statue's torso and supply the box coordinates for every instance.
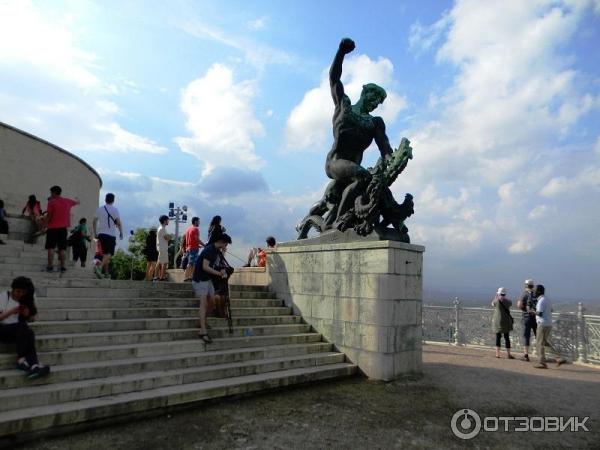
[331,96,375,159]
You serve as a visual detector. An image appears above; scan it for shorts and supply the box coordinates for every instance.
[188,249,199,267]
[98,234,116,256]
[158,251,169,264]
[192,280,214,297]
[45,228,68,250]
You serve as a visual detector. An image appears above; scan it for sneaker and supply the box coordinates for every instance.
[60,267,67,273]
[45,266,54,273]
[0,240,6,245]
[520,355,530,362]
[94,266,103,279]
[16,361,30,372]
[534,363,548,369]
[198,333,213,344]
[26,365,51,380]
[556,358,566,367]
[103,273,111,279]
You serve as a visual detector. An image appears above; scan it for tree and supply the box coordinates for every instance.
[108,228,149,280]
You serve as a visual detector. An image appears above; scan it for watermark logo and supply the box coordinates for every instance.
[451,409,482,440]
[451,409,590,440]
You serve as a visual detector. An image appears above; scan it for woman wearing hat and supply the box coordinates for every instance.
[144,227,159,281]
[492,287,515,359]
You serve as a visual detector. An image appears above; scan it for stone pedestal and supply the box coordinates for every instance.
[268,239,424,381]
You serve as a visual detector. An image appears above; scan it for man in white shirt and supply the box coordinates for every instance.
[92,193,123,279]
[534,284,566,369]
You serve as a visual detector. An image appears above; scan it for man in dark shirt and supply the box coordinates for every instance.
[518,278,537,361]
[192,233,232,344]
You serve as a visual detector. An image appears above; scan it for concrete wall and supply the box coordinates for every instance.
[268,240,424,381]
[0,122,102,233]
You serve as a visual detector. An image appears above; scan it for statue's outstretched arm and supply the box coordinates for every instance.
[330,38,355,106]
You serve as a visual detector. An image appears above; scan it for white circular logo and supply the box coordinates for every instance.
[451,409,481,440]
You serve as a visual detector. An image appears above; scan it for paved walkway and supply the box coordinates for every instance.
[20,344,600,450]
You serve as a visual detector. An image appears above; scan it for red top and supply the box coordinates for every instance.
[185,225,201,251]
[23,201,42,217]
[46,197,78,229]
[258,249,267,267]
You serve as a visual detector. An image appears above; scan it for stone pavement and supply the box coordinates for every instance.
[20,344,600,449]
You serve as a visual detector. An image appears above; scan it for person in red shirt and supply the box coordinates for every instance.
[183,217,205,281]
[44,186,79,273]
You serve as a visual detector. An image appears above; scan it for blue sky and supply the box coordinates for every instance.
[1,0,600,300]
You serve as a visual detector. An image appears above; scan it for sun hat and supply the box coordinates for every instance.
[497,287,507,295]
[525,278,534,285]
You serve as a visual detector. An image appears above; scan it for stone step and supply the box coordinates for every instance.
[0,263,93,274]
[0,324,312,351]
[0,363,357,440]
[30,315,304,335]
[0,352,346,411]
[0,236,41,248]
[0,333,324,369]
[37,304,292,318]
[0,255,51,265]
[35,298,282,313]
[0,342,335,388]
[0,269,97,281]
[41,286,196,298]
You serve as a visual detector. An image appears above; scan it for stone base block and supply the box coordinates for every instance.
[268,239,425,380]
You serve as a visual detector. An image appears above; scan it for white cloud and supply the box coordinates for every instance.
[174,63,265,174]
[400,0,600,264]
[0,1,167,155]
[528,205,552,220]
[0,0,98,89]
[539,166,600,197]
[179,17,296,70]
[87,123,167,154]
[409,14,451,53]
[595,136,600,155]
[507,236,538,255]
[247,17,267,31]
[285,55,407,151]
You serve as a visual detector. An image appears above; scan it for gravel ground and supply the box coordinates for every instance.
[17,344,600,450]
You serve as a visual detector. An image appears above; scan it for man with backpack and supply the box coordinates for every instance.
[518,278,537,361]
[92,193,123,279]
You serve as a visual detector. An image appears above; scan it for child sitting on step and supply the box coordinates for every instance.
[0,276,50,379]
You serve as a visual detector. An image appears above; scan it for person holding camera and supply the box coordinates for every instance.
[192,233,232,344]
[517,278,537,361]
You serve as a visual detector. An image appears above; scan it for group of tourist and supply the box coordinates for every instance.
[492,278,566,369]
[141,212,276,344]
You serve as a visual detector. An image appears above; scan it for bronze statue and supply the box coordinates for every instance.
[296,38,415,242]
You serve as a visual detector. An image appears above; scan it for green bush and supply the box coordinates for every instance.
[109,228,149,280]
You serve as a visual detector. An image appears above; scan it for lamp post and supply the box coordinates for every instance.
[168,202,188,267]
[128,230,135,280]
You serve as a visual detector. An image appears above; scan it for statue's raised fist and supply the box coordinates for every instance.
[339,38,355,54]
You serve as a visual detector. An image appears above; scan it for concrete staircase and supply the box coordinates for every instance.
[0,236,356,445]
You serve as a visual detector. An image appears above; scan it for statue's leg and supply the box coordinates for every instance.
[333,164,370,223]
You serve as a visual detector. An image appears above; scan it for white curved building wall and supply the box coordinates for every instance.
[0,122,102,230]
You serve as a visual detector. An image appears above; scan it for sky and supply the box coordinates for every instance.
[1,0,599,300]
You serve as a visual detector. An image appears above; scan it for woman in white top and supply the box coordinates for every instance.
[0,277,50,379]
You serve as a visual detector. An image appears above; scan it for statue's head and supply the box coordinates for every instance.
[360,83,387,112]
